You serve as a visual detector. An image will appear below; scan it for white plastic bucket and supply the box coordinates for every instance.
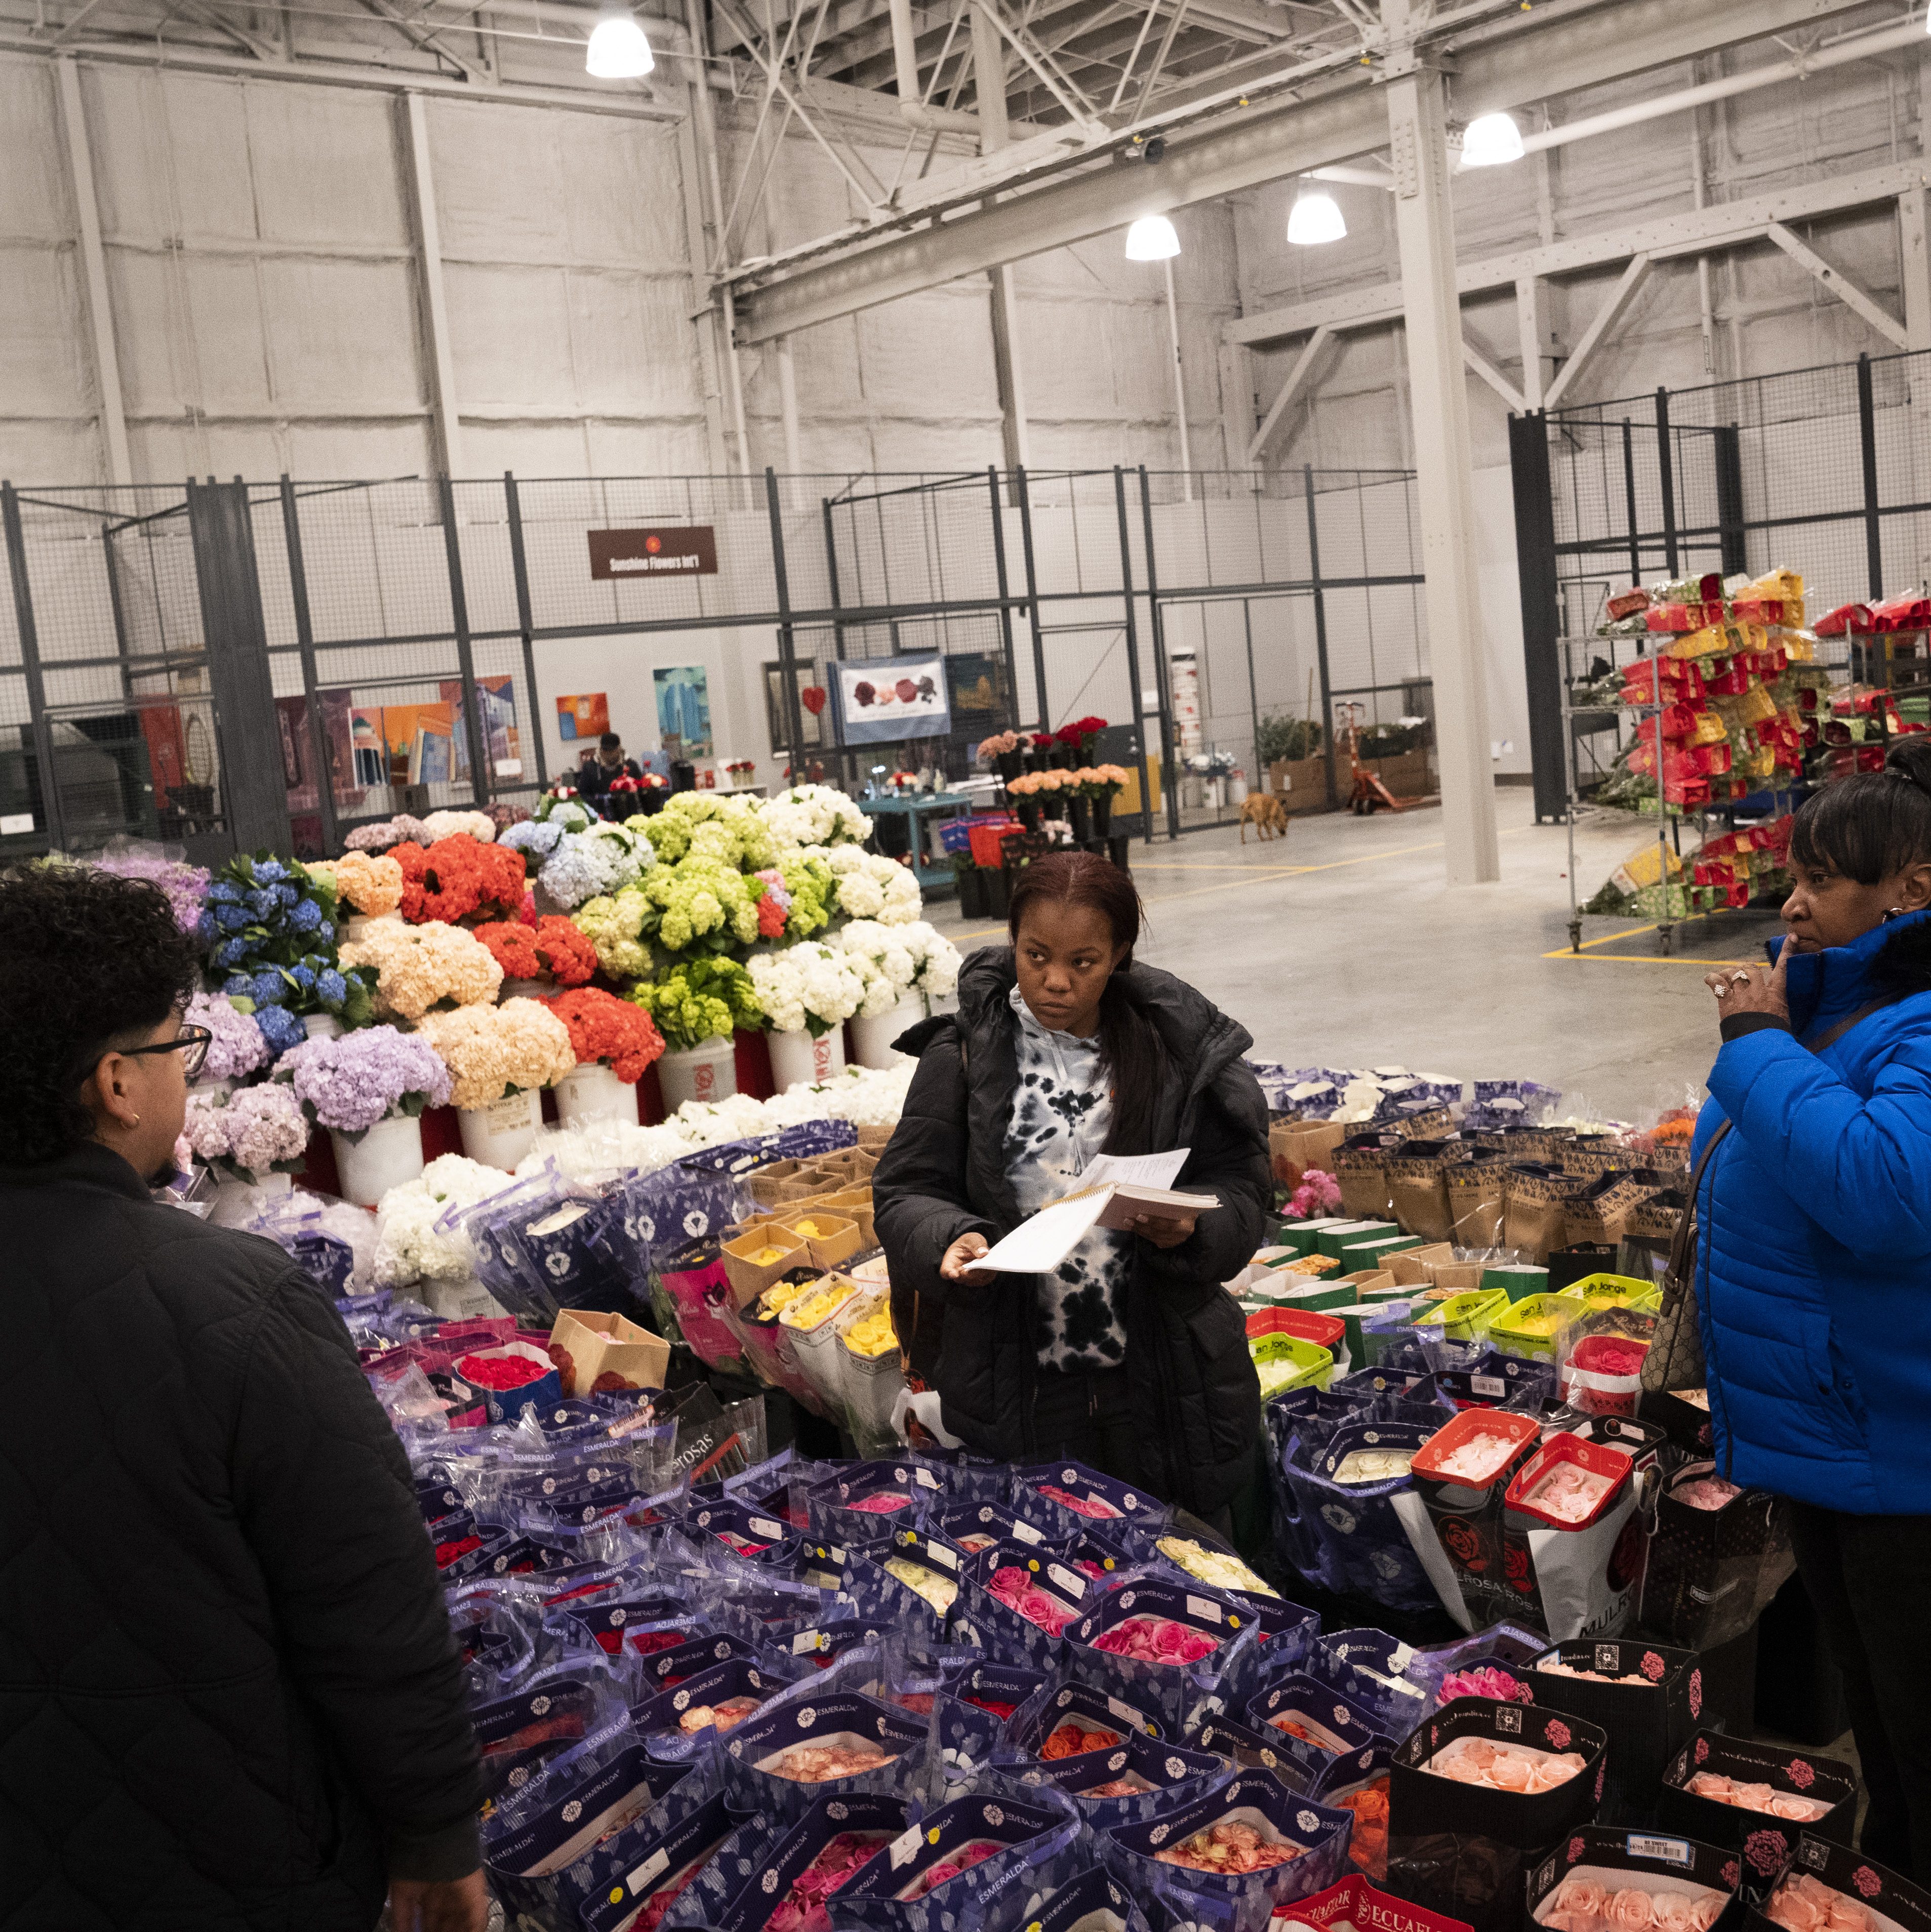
[457,1087,542,1169]
[657,1037,738,1111]
[208,1169,293,1228]
[554,1060,634,1126]
[302,1013,343,1041]
[847,993,924,1070]
[769,1026,846,1092]
[330,1112,426,1207]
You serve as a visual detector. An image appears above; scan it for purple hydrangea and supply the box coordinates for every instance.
[92,851,210,935]
[185,991,269,1081]
[281,1024,453,1134]
[183,1082,309,1180]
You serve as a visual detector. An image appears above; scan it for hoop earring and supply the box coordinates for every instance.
[1884,907,1907,922]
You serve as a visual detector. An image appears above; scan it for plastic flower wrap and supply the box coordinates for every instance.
[184,990,268,1081]
[182,1083,310,1183]
[544,986,665,1081]
[202,853,373,1037]
[537,822,653,911]
[91,846,209,934]
[420,809,497,843]
[633,793,779,870]
[306,849,405,919]
[414,997,575,1109]
[391,834,526,924]
[472,916,597,988]
[343,815,429,853]
[573,886,652,983]
[758,783,871,849]
[628,956,760,1053]
[825,846,920,924]
[749,941,866,1036]
[834,919,919,1018]
[339,919,502,1022]
[643,855,761,954]
[280,1023,453,1134]
[371,1153,507,1284]
[499,818,565,864]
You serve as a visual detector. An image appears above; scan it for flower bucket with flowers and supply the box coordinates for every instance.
[414,998,577,1169]
[472,915,598,1000]
[339,919,502,1023]
[748,941,862,1089]
[343,814,430,855]
[91,844,209,934]
[725,758,758,789]
[627,956,760,1108]
[199,852,374,1058]
[978,730,1023,783]
[182,1082,312,1226]
[391,833,527,925]
[534,788,597,831]
[543,987,666,1125]
[1055,714,1108,768]
[280,1024,454,1204]
[306,850,406,938]
[183,990,269,1096]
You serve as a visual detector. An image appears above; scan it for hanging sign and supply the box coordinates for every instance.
[589,526,718,580]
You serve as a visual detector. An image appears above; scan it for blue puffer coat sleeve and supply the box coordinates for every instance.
[1694,908,1931,1515]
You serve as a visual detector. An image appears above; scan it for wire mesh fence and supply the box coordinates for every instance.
[1,462,1426,864]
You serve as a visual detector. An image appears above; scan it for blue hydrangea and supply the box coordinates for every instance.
[256,1005,304,1057]
[290,963,316,991]
[317,921,335,946]
[254,859,288,884]
[215,938,248,970]
[317,969,347,1006]
[223,973,253,1001]
[206,881,242,906]
[250,970,288,1008]
[289,898,322,933]
[195,909,217,944]
[247,888,278,920]
[271,882,298,910]
[216,902,249,932]
[501,819,565,860]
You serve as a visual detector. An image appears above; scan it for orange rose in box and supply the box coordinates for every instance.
[544,986,666,1127]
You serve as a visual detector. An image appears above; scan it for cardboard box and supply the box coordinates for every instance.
[1267,753,1335,815]
[548,1308,671,1396]
[1527,1639,1699,1823]
[1371,748,1432,798]
[1657,1732,1857,1898]
[1390,1244,1455,1286]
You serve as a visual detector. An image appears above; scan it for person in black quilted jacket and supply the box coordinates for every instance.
[874,849,1269,1524]
[0,865,486,1932]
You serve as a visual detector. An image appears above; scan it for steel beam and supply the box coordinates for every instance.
[402,91,465,477]
[53,55,131,486]
[1229,159,1928,346]
[1765,221,1909,351]
[1902,184,1931,354]
[1381,0,1497,888]
[1541,252,1650,412]
[1245,324,1333,465]
[1462,337,1524,414]
[732,0,1878,343]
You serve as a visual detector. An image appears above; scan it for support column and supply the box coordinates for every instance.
[974,0,1030,473]
[1899,185,1931,352]
[403,92,465,478]
[776,335,803,474]
[685,0,752,473]
[54,56,131,487]
[1381,0,1500,886]
[1515,275,1555,412]
[1163,255,1193,494]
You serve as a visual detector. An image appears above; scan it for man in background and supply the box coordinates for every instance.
[578,730,641,812]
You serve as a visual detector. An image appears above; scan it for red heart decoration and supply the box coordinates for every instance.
[800,686,828,716]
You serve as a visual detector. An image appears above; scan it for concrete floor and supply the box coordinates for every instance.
[924,787,1791,1125]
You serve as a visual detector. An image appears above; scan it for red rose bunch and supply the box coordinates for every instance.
[1055,714,1107,748]
[473,915,597,987]
[544,986,666,1081]
[393,834,527,924]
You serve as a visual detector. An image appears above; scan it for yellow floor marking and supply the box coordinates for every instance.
[1545,950,1752,967]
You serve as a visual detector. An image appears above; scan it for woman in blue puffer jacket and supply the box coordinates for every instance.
[1696,736,1931,1881]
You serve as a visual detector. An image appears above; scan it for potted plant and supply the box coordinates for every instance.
[280,1024,453,1205]
[834,920,928,1068]
[414,997,578,1170]
[725,758,758,790]
[543,986,666,1125]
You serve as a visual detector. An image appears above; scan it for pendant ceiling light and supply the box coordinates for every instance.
[1286,190,1346,246]
[1460,111,1525,166]
[1124,215,1181,261]
[586,9,654,77]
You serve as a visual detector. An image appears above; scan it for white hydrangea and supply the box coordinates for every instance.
[825,845,921,924]
[420,809,498,843]
[895,919,962,1000]
[835,918,920,1017]
[758,783,871,850]
[748,940,867,1035]
[371,1153,511,1285]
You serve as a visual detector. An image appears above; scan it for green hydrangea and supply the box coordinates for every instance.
[777,849,834,940]
[627,794,777,872]
[572,886,652,981]
[628,956,760,1052]
[641,855,761,954]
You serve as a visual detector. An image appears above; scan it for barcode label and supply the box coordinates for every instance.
[1626,1836,1693,1868]
[749,1517,784,1540]
[1473,1375,1506,1397]
[792,1629,822,1655]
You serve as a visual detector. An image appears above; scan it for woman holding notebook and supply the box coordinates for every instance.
[874,849,1270,1522]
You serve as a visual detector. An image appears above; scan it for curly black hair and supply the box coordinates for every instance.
[0,863,205,1167]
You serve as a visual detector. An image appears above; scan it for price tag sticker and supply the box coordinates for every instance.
[1047,1563,1087,1599]
[749,1517,784,1540]
[890,1824,925,1870]
[627,1847,668,1893]
[1626,1836,1693,1869]
[1186,1595,1221,1625]
[792,1628,823,1655]
[1011,1519,1044,1546]
[925,1542,958,1571]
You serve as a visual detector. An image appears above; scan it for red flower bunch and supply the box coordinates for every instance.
[1055,714,1107,748]
[393,834,527,924]
[473,915,597,987]
[1030,733,1055,750]
[606,775,644,797]
[544,987,665,1081]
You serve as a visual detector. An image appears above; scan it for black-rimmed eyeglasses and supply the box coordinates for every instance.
[117,1024,214,1083]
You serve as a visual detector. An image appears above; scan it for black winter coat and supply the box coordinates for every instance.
[0,1145,482,1932]
[873,949,1269,1515]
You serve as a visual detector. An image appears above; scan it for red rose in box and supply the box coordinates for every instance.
[457,1341,564,1423]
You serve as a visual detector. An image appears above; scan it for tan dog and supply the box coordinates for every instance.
[1239,792,1289,844]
